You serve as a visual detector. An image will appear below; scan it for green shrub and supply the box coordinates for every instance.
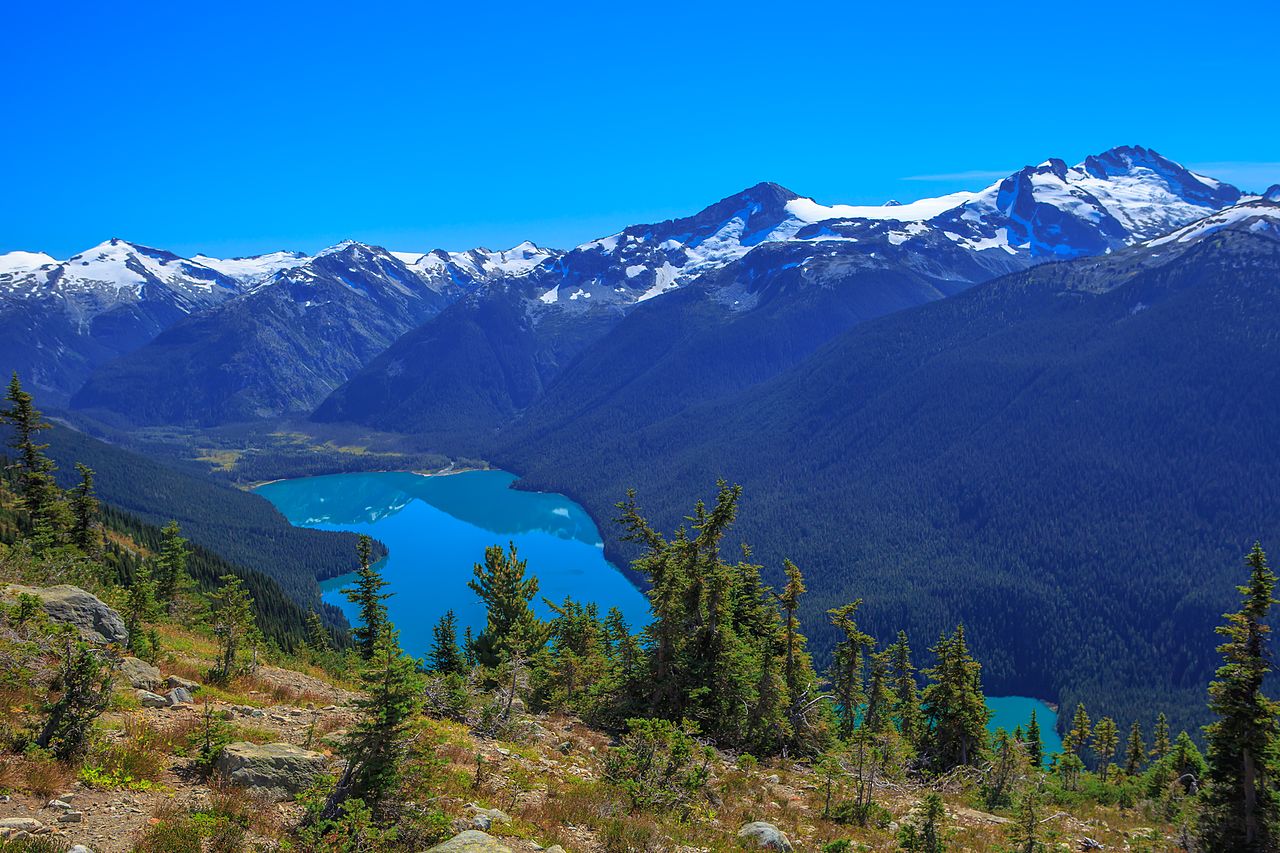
[603,717,713,815]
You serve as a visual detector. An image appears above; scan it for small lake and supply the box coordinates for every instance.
[258,469,1059,754]
[255,470,652,658]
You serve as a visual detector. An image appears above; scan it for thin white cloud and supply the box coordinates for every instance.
[1188,162,1280,192]
[900,169,1013,182]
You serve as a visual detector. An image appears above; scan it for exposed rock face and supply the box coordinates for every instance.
[137,690,168,708]
[167,687,194,705]
[2,585,127,644]
[120,657,161,689]
[737,821,794,851]
[426,830,514,852]
[465,803,511,831]
[213,742,329,801]
[166,674,201,692]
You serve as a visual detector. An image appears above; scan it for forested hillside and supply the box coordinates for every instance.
[498,230,1280,738]
[25,421,377,610]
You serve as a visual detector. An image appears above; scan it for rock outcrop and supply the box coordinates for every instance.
[213,742,329,801]
[120,657,162,690]
[426,830,513,852]
[737,821,794,851]
[2,584,127,644]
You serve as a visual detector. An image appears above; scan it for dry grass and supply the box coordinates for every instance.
[0,753,73,797]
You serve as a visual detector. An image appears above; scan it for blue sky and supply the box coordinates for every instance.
[5,1,1278,259]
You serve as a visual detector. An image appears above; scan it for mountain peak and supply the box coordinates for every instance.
[1265,184,1280,203]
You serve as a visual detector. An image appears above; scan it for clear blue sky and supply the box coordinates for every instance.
[5,1,1277,259]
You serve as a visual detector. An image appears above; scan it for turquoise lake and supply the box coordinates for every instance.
[257,469,1060,753]
[255,470,652,659]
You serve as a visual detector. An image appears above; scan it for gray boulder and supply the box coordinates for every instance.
[120,657,161,689]
[137,690,168,708]
[737,821,793,852]
[167,687,195,706]
[426,830,513,852]
[466,803,511,831]
[214,741,329,801]
[2,584,127,644]
[166,674,201,692]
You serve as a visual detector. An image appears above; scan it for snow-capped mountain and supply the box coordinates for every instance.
[392,241,561,284]
[1,238,241,308]
[191,250,310,286]
[519,145,1241,312]
[70,241,476,425]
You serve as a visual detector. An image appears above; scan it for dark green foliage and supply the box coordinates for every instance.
[122,559,159,656]
[827,600,872,740]
[69,462,100,554]
[1026,709,1043,768]
[427,609,463,675]
[322,628,421,821]
[1,372,62,543]
[1151,712,1171,763]
[468,542,546,668]
[920,626,989,770]
[343,535,390,660]
[210,575,261,683]
[37,420,375,614]
[603,717,713,815]
[1007,790,1047,852]
[154,519,189,604]
[1124,720,1146,776]
[898,791,946,853]
[889,631,924,751]
[1064,703,1092,757]
[616,483,826,755]
[35,635,114,761]
[1199,543,1280,853]
[496,232,1280,734]
[1093,717,1119,782]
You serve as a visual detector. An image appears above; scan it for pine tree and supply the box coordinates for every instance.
[463,626,476,668]
[1093,717,1119,782]
[305,609,331,653]
[211,574,260,683]
[890,630,924,750]
[1199,543,1280,853]
[1151,711,1172,763]
[69,463,100,555]
[921,625,990,769]
[827,600,872,740]
[122,561,159,655]
[1026,708,1044,769]
[1,372,61,541]
[1007,790,1046,853]
[429,609,464,675]
[899,791,945,853]
[984,728,1025,810]
[36,635,114,761]
[1063,703,1091,757]
[154,520,189,605]
[1124,720,1146,776]
[320,627,421,822]
[343,534,390,660]
[468,542,546,667]
[777,559,811,728]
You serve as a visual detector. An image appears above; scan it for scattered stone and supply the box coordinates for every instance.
[46,799,74,810]
[765,773,781,784]
[466,803,512,831]
[166,674,201,692]
[120,657,162,689]
[167,686,194,705]
[214,741,330,801]
[137,690,168,708]
[0,818,45,833]
[2,584,128,644]
[737,821,793,852]
[557,741,572,754]
[69,846,95,853]
[427,830,514,852]
[59,811,85,823]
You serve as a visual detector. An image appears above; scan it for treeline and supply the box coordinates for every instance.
[34,419,383,599]
[0,374,344,650]
[317,478,1280,852]
[498,232,1280,739]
